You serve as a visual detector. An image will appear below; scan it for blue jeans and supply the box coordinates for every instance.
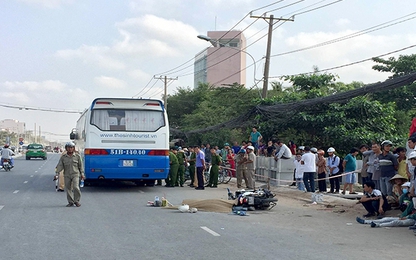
[380,176,393,196]
[296,178,305,191]
[303,172,315,192]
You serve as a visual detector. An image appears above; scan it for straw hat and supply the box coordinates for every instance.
[389,174,408,184]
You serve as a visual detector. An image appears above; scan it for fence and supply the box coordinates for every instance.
[254,156,363,187]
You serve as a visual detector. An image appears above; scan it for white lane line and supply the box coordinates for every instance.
[35,171,38,173]
[0,205,4,211]
[138,190,144,193]
[13,190,19,194]
[30,175,34,177]
[200,226,220,237]
[24,181,28,184]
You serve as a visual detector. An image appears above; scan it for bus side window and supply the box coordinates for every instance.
[109,117,118,126]
[120,117,126,125]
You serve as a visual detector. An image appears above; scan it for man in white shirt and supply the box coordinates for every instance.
[274,140,292,161]
[301,146,316,192]
[359,181,389,218]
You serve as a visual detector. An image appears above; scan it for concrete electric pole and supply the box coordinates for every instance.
[154,75,178,110]
[250,14,294,99]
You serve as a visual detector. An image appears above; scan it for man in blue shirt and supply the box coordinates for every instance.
[194,146,206,190]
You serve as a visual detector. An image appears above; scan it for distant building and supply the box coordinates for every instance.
[194,31,246,87]
[0,119,25,135]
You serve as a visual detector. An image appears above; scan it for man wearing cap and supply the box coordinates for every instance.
[165,147,179,187]
[236,149,248,188]
[408,151,416,197]
[326,147,341,193]
[187,147,196,187]
[407,135,416,182]
[301,146,316,192]
[55,142,84,207]
[244,146,256,189]
[176,148,186,187]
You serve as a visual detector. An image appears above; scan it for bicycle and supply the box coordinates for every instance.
[220,162,233,184]
[204,164,225,186]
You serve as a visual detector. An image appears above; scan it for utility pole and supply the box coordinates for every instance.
[251,14,294,99]
[154,75,178,110]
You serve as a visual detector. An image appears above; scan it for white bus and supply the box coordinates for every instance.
[70,98,169,186]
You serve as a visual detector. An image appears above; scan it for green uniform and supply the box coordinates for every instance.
[209,153,222,187]
[189,152,196,186]
[167,152,179,187]
[176,151,186,186]
[55,152,84,205]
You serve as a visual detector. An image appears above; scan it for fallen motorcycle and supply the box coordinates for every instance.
[227,188,278,210]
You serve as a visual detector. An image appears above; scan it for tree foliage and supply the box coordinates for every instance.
[167,83,257,146]
[167,55,416,154]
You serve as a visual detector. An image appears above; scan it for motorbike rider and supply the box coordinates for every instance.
[1,144,15,168]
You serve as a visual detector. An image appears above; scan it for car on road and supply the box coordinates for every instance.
[26,143,47,160]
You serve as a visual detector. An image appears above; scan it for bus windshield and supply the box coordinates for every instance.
[90,109,165,132]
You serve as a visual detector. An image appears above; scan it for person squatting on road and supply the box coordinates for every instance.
[54,142,84,207]
[358,181,389,218]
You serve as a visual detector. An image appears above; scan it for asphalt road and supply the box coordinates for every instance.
[0,154,414,260]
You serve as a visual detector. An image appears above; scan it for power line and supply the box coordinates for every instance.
[269,44,416,78]
[0,103,83,114]
[292,0,343,16]
[270,11,416,58]
[132,76,155,98]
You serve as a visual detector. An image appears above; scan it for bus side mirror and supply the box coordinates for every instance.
[70,132,78,140]
[70,128,78,140]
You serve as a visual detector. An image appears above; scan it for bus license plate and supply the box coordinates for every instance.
[122,160,134,167]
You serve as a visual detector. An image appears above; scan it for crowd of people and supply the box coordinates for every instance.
[160,142,257,190]
[167,127,416,234]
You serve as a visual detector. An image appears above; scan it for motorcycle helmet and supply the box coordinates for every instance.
[408,151,416,160]
[239,149,246,154]
[4,144,9,148]
[65,142,75,148]
[178,204,189,213]
[327,147,335,153]
[298,146,305,150]
[310,147,318,153]
[381,140,393,147]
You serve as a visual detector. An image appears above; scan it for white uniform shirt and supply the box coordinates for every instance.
[294,159,304,178]
[301,152,316,172]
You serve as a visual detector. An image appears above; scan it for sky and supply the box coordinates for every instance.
[1,0,415,143]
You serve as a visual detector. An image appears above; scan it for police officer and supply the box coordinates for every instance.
[55,142,84,207]
[166,147,179,187]
[176,148,186,187]
[207,148,222,188]
[188,146,196,187]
